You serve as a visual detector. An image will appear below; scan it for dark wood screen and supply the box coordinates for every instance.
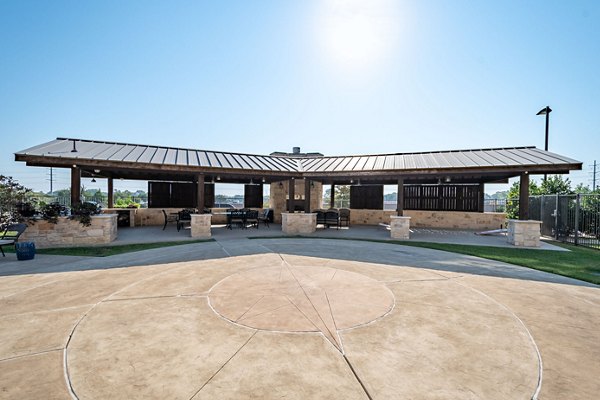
[204,183,215,208]
[404,184,481,212]
[244,184,263,208]
[350,185,384,209]
[148,182,171,208]
[148,181,196,208]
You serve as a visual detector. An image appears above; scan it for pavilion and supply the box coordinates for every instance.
[15,138,582,225]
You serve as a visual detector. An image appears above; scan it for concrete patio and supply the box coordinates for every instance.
[0,235,598,399]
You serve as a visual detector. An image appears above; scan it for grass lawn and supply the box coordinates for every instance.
[250,236,600,285]
[393,240,600,285]
[4,239,213,257]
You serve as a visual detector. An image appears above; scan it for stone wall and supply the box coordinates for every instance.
[270,181,323,223]
[20,215,117,249]
[349,209,397,225]
[507,220,542,247]
[190,214,211,238]
[281,213,317,234]
[134,208,182,227]
[404,210,507,230]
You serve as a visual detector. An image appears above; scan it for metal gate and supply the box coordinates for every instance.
[529,194,600,249]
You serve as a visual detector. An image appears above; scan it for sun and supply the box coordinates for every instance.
[315,0,399,74]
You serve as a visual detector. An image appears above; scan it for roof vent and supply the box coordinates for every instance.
[292,147,300,154]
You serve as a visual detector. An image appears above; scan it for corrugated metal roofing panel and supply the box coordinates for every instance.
[137,147,157,163]
[150,148,168,164]
[197,151,210,167]
[333,157,353,171]
[122,146,147,162]
[206,152,221,167]
[373,156,386,170]
[344,157,362,171]
[464,151,495,167]
[502,149,538,165]
[163,148,178,165]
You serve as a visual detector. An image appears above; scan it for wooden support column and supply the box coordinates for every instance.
[330,184,335,209]
[304,180,311,213]
[70,167,81,206]
[396,178,404,216]
[288,178,295,212]
[519,173,529,220]
[478,182,485,213]
[107,177,114,208]
[196,174,205,211]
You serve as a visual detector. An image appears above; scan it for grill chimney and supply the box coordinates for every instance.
[292,147,300,154]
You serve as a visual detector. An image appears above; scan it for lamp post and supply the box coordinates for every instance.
[536,106,552,181]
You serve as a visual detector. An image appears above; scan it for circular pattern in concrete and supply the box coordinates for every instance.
[209,264,395,349]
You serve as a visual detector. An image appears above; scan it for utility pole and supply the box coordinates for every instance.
[593,160,597,191]
[47,167,54,193]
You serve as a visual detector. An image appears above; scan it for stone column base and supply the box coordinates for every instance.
[390,216,411,240]
[507,220,541,247]
[191,214,212,238]
[282,213,316,234]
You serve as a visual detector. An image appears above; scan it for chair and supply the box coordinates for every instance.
[339,208,350,227]
[162,210,177,230]
[177,209,193,231]
[315,210,326,227]
[324,210,340,229]
[245,210,259,229]
[257,209,271,228]
[229,210,246,229]
[0,223,28,257]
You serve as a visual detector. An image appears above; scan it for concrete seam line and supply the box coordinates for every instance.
[343,354,373,400]
[455,280,543,400]
[62,263,189,400]
[0,347,62,363]
[187,330,257,400]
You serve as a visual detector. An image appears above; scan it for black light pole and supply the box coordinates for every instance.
[536,106,552,181]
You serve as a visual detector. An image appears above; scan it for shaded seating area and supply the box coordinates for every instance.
[227,209,261,229]
[0,223,28,257]
[162,210,178,230]
[257,209,272,228]
[315,210,342,229]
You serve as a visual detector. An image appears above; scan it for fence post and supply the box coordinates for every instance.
[554,194,559,240]
[574,194,580,246]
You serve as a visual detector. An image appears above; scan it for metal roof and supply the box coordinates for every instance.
[15,138,582,181]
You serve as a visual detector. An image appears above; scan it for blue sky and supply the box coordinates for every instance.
[1,0,598,195]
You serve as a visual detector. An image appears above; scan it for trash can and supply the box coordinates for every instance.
[15,242,36,261]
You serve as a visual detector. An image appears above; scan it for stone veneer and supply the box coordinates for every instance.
[405,210,507,230]
[507,220,542,247]
[134,208,182,227]
[390,216,411,240]
[281,213,316,234]
[20,214,117,249]
[190,214,212,238]
[270,181,323,224]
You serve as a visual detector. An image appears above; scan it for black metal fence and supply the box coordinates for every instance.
[509,194,600,249]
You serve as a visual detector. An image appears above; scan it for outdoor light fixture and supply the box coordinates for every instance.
[445,176,451,183]
[94,169,100,173]
[217,176,221,181]
[262,177,265,183]
[91,177,96,183]
[536,105,552,181]
[72,164,77,168]
[437,178,442,185]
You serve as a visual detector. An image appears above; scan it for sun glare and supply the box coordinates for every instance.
[315,0,398,75]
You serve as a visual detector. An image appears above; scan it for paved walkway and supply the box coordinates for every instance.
[0,237,597,399]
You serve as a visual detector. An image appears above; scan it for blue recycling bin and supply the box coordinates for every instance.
[15,242,36,261]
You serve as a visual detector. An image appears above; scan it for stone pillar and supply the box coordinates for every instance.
[107,177,114,208]
[71,167,81,206]
[390,216,411,240]
[282,212,316,234]
[304,179,311,213]
[396,178,404,216]
[507,219,541,247]
[196,174,205,211]
[191,214,212,238]
[519,173,529,220]
[288,178,295,212]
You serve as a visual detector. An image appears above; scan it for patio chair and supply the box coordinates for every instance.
[162,210,178,230]
[324,210,340,229]
[177,209,193,231]
[257,209,271,228]
[245,210,259,229]
[0,223,28,257]
[339,208,350,227]
[315,210,326,227]
[229,210,246,229]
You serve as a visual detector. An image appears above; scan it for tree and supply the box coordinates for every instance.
[506,180,541,219]
[539,175,573,195]
[0,175,34,228]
